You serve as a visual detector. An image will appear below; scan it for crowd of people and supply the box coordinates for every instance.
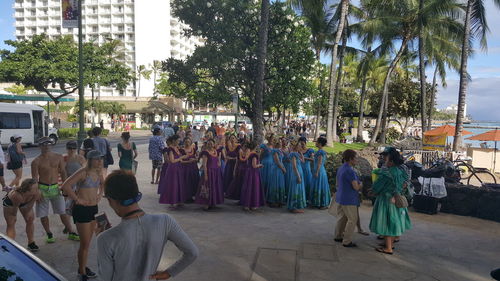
[0,121,418,280]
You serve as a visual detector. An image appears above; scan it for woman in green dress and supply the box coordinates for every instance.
[369,147,411,255]
[117,132,137,171]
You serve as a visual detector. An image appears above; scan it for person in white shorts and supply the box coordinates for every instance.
[31,137,79,243]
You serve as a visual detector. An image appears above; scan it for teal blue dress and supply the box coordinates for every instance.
[301,148,315,201]
[266,149,286,204]
[282,150,292,197]
[369,166,412,236]
[286,152,307,210]
[259,143,273,192]
[310,149,331,208]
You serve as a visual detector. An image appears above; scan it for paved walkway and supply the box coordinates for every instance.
[1,141,499,281]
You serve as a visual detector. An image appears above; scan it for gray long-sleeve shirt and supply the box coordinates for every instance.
[97,213,199,281]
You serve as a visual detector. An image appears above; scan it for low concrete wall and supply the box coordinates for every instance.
[440,183,500,222]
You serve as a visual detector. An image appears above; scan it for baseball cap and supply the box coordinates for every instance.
[380,146,396,156]
[12,134,22,139]
[66,141,78,149]
[37,136,54,145]
[86,150,103,160]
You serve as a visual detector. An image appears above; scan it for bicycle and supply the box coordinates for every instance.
[452,159,497,186]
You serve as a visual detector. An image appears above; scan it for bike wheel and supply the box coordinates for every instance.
[455,163,471,181]
[467,171,498,186]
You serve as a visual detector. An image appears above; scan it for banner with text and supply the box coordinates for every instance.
[62,0,79,28]
[423,134,447,151]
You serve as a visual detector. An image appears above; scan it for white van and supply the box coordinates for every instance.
[0,102,58,146]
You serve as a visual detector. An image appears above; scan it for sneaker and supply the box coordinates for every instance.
[27,242,39,252]
[68,232,80,241]
[46,233,55,244]
[78,274,88,281]
[85,267,97,279]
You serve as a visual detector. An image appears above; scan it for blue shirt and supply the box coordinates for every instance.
[149,135,165,161]
[336,163,360,206]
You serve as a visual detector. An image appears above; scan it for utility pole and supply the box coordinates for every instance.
[77,0,86,146]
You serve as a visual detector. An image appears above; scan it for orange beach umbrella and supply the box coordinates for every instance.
[424,124,473,137]
[467,129,500,171]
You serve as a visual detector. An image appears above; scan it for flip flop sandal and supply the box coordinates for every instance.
[378,243,395,249]
[376,248,394,255]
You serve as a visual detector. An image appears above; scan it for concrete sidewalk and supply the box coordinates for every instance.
[1,142,499,281]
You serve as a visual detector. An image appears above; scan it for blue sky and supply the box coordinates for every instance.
[1,0,500,121]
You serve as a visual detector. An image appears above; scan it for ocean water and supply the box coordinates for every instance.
[441,122,500,148]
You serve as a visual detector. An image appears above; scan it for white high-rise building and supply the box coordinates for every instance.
[13,0,201,98]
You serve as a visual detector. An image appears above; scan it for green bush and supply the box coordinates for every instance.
[386,127,402,144]
[57,128,109,139]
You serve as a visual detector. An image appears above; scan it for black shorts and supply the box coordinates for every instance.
[152,159,163,169]
[72,205,98,224]
[7,161,22,170]
[0,166,3,177]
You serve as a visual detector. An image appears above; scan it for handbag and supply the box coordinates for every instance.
[394,194,409,208]
[328,194,338,216]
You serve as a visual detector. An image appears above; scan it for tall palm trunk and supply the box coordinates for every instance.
[253,0,270,145]
[331,33,348,142]
[418,0,427,134]
[453,0,472,151]
[326,0,349,147]
[369,39,408,145]
[427,66,438,131]
[314,48,323,140]
[357,75,368,142]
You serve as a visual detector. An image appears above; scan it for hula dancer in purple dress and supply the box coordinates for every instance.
[180,137,199,203]
[226,145,249,201]
[223,135,240,192]
[157,138,171,195]
[195,139,224,210]
[240,142,265,211]
[159,135,188,209]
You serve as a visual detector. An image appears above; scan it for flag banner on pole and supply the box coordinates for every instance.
[62,0,79,28]
[423,134,447,151]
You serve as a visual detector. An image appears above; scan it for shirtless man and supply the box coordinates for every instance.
[31,137,79,243]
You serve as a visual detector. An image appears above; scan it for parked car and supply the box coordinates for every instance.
[0,233,67,280]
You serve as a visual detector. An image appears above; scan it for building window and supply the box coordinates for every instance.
[92,26,98,32]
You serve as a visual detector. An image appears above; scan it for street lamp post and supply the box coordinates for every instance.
[77,0,86,147]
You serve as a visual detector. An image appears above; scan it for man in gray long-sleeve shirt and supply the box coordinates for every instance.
[97,170,198,281]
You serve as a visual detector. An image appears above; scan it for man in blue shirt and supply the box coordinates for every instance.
[334,149,362,247]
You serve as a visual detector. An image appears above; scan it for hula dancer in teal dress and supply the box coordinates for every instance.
[281,137,291,197]
[266,139,286,207]
[259,133,274,194]
[310,137,331,209]
[298,137,314,202]
[286,139,307,213]
[369,147,412,255]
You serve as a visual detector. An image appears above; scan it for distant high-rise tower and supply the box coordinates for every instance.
[13,0,201,98]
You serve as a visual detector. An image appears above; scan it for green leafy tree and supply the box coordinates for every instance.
[0,35,133,103]
[163,0,315,126]
[4,84,34,95]
[135,65,152,98]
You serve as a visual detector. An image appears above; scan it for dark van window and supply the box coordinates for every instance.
[0,113,31,129]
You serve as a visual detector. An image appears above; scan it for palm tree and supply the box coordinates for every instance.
[453,0,500,151]
[151,60,163,98]
[253,0,270,145]
[418,0,428,133]
[325,0,349,147]
[135,65,152,98]
[362,0,462,145]
[287,0,330,140]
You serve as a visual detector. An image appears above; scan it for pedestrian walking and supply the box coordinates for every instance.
[2,178,40,252]
[97,170,198,281]
[80,130,95,159]
[148,128,165,184]
[334,149,362,248]
[117,132,137,172]
[92,127,112,176]
[6,134,26,188]
[31,137,79,244]
[62,150,104,280]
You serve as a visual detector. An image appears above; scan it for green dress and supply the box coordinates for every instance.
[118,142,136,170]
[369,166,412,237]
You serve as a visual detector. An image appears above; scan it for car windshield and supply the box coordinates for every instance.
[0,238,61,281]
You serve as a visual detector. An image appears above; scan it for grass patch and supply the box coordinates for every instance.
[307,142,368,154]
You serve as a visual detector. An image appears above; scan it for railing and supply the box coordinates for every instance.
[402,149,453,168]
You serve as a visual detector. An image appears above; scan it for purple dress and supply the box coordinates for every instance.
[240,153,265,208]
[159,147,186,204]
[157,147,170,194]
[223,144,240,192]
[226,153,248,200]
[180,147,200,201]
[195,150,224,206]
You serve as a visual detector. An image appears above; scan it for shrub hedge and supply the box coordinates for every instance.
[57,128,109,139]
